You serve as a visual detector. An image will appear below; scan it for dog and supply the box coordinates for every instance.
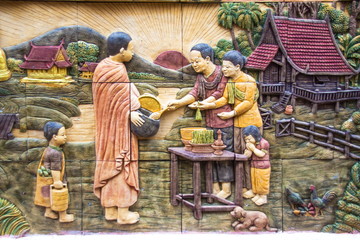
[230,206,277,232]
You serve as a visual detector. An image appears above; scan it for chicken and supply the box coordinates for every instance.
[285,187,308,211]
[309,185,337,217]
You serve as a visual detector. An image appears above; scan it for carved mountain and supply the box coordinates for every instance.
[3,25,196,82]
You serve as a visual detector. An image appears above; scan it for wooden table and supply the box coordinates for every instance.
[168,147,248,220]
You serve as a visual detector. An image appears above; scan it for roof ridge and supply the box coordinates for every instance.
[274,16,327,24]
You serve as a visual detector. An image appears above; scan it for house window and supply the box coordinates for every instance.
[314,76,329,86]
[271,71,278,82]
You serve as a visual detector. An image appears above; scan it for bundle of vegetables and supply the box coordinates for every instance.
[37,166,52,177]
[191,130,214,144]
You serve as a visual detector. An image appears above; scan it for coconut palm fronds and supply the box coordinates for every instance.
[0,198,30,236]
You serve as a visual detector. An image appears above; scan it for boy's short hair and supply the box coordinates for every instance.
[44,121,64,142]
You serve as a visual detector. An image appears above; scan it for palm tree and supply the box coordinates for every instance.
[236,2,262,50]
[337,33,360,86]
[218,3,240,51]
[338,33,360,69]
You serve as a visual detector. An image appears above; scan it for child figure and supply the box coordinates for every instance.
[242,125,270,206]
[34,121,74,222]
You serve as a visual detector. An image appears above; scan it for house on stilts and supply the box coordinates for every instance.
[245,11,360,114]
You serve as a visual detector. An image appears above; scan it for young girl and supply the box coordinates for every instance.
[242,125,270,206]
[34,121,74,222]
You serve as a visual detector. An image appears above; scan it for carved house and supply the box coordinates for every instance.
[79,62,98,79]
[245,11,359,113]
[20,40,72,80]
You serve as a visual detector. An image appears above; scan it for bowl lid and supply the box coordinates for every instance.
[138,93,161,112]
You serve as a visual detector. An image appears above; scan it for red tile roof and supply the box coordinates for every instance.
[245,15,355,75]
[20,42,72,70]
[274,17,354,74]
[79,62,98,72]
[245,44,279,70]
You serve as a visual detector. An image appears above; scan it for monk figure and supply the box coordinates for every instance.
[92,32,144,225]
[167,43,234,199]
[199,50,263,197]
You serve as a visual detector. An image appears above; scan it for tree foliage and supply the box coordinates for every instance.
[337,31,360,86]
[213,39,234,63]
[322,162,360,233]
[236,31,253,57]
[218,2,264,51]
[337,33,360,69]
[237,3,262,31]
[237,2,263,50]
[218,3,240,51]
[214,32,254,63]
[217,3,238,30]
[66,41,99,65]
[66,41,99,76]
[6,58,24,74]
[0,198,30,236]
[318,3,349,35]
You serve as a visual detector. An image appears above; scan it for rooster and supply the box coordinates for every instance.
[285,187,308,211]
[309,185,337,217]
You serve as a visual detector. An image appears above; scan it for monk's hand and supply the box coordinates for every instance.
[149,112,161,120]
[131,111,145,127]
[53,180,63,189]
[198,102,216,110]
[217,110,235,119]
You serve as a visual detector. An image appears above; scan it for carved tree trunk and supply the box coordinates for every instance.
[305,2,320,19]
[246,30,256,50]
[349,0,360,37]
[274,2,286,16]
[288,3,296,18]
[297,3,307,19]
[230,28,240,52]
[288,2,320,19]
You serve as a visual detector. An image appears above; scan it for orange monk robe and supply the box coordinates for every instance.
[92,58,140,208]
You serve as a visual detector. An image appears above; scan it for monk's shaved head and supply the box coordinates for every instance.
[107,32,132,56]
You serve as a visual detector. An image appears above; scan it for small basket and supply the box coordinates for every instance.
[50,184,69,212]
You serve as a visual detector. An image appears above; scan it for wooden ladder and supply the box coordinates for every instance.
[271,91,292,114]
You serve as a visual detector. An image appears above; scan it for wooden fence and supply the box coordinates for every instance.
[260,107,272,129]
[276,118,360,160]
